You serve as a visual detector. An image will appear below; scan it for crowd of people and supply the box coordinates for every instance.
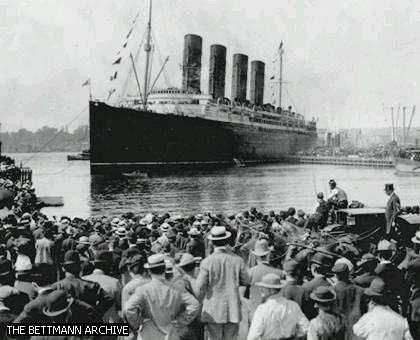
[0,174,418,340]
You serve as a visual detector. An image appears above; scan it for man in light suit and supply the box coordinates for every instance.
[385,183,401,237]
[124,254,200,340]
[196,226,250,340]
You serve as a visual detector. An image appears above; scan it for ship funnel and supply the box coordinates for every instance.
[208,44,226,100]
[182,34,203,93]
[231,54,248,102]
[250,60,265,105]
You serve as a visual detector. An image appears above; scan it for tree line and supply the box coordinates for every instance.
[1,125,89,153]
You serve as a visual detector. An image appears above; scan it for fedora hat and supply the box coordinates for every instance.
[94,250,113,264]
[310,286,336,303]
[207,226,231,240]
[356,253,377,267]
[412,231,420,244]
[43,290,74,317]
[63,250,81,265]
[251,239,273,257]
[365,277,387,297]
[187,227,200,236]
[127,254,146,268]
[178,253,199,267]
[144,254,166,269]
[332,262,349,274]
[255,273,285,289]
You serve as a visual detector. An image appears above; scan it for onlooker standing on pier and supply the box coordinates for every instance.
[384,183,401,238]
[196,226,250,340]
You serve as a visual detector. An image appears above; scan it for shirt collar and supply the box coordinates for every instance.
[38,287,53,295]
[214,246,227,253]
[93,269,105,275]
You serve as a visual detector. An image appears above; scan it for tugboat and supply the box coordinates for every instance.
[67,149,90,161]
[395,147,420,174]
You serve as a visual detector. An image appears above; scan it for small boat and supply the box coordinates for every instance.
[233,158,245,167]
[395,148,420,174]
[67,150,90,161]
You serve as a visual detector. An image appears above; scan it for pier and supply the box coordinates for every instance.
[286,155,395,168]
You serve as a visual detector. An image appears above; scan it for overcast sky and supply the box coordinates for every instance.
[2,0,419,132]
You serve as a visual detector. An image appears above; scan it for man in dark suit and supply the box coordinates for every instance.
[51,250,113,321]
[384,183,401,237]
[196,226,250,340]
[14,263,57,323]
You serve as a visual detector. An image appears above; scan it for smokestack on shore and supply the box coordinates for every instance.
[182,34,202,93]
[208,44,227,100]
[250,60,265,105]
[231,54,248,102]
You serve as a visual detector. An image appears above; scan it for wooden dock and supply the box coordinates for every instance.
[286,155,394,168]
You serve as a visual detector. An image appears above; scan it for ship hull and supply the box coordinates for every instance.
[90,101,317,173]
[395,157,420,174]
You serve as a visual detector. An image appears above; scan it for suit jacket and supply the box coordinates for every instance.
[281,280,306,308]
[82,269,122,323]
[124,277,200,340]
[333,280,364,340]
[196,247,250,324]
[51,276,113,320]
[385,192,400,234]
[247,262,284,312]
[302,276,331,320]
[13,288,54,323]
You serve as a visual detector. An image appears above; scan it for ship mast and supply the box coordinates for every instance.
[143,0,153,110]
[278,42,284,109]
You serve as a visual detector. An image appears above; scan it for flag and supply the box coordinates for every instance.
[82,79,90,87]
[112,57,121,65]
[110,71,118,81]
[126,28,133,39]
[270,75,275,80]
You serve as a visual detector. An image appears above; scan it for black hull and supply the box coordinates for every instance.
[90,101,317,174]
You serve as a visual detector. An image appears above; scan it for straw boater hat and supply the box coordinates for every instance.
[144,254,166,269]
[187,227,200,236]
[77,236,90,245]
[310,286,337,303]
[43,290,74,317]
[251,239,273,257]
[160,223,171,233]
[115,227,128,238]
[207,226,231,240]
[412,231,420,244]
[111,218,120,228]
[255,273,285,289]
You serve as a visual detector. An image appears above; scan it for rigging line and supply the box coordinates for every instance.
[284,86,300,113]
[151,30,171,88]
[21,105,88,165]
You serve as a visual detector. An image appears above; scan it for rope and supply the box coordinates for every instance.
[21,105,88,165]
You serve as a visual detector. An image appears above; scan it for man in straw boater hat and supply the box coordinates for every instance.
[384,183,401,238]
[51,250,113,322]
[195,226,249,340]
[307,286,346,340]
[247,273,309,340]
[353,277,413,340]
[247,239,284,312]
[124,253,199,340]
[40,289,95,324]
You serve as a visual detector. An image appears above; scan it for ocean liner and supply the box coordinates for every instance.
[90,0,317,174]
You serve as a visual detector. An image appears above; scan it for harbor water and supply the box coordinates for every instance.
[7,152,420,218]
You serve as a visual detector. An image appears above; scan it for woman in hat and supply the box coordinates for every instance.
[308,286,346,340]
